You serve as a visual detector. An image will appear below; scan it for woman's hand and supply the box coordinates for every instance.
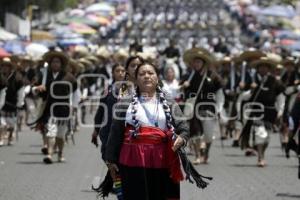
[106,162,119,181]
[172,135,185,152]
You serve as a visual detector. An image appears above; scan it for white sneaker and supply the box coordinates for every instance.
[0,140,4,147]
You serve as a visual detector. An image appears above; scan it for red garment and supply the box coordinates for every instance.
[119,125,184,183]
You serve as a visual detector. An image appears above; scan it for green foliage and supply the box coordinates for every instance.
[28,0,80,12]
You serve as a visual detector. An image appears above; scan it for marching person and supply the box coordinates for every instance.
[239,57,285,167]
[92,56,144,154]
[0,57,24,146]
[235,50,266,156]
[32,51,77,164]
[182,47,224,164]
[0,65,7,147]
[105,61,190,200]
[91,56,144,197]
[92,63,127,160]
[281,57,300,150]
[218,56,240,145]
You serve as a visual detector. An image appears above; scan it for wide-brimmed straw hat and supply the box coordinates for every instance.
[0,57,16,69]
[282,57,296,67]
[96,47,111,60]
[218,56,232,65]
[250,57,278,69]
[183,47,214,68]
[67,59,83,74]
[238,50,266,62]
[114,48,129,62]
[43,51,69,67]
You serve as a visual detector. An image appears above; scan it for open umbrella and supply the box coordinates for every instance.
[86,14,111,25]
[68,22,97,35]
[25,43,49,60]
[58,38,87,47]
[0,48,11,58]
[86,3,115,13]
[3,40,26,55]
[69,9,85,17]
[280,39,297,46]
[259,5,296,19]
[290,41,300,51]
[0,28,18,41]
[274,30,300,40]
[59,16,100,28]
[31,30,55,41]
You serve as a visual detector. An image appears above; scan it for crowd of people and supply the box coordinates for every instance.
[0,0,300,199]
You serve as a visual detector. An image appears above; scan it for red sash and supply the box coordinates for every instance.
[119,125,184,183]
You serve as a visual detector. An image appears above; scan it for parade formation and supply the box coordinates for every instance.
[1,0,300,199]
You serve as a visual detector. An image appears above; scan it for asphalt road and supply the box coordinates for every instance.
[0,115,300,200]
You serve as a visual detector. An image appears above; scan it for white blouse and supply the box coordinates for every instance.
[125,96,167,130]
[162,80,181,100]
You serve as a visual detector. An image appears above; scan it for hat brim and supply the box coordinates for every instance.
[282,60,295,66]
[239,51,266,62]
[0,60,16,69]
[183,48,213,68]
[251,59,277,69]
[43,51,69,67]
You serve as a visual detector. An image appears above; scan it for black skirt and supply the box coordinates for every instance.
[119,165,180,200]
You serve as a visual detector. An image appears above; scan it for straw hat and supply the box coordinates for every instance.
[114,48,129,63]
[219,56,232,65]
[238,50,266,62]
[0,57,16,69]
[96,47,111,60]
[183,47,214,68]
[282,57,296,66]
[79,58,93,69]
[43,51,69,67]
[250,57,278,69]
[85,56,99,64]
[67,59,83,75]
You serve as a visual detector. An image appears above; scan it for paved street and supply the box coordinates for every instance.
[0,115,300,200]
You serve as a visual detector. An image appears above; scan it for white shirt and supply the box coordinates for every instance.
[162,80,181,100]
[125,96,167,130]
[52,72,59,79]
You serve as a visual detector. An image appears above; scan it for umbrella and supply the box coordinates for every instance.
[86,3,115,13]
[59,16,100,28]
[86,14,111,25]
[3,40,26,55]
[0,28,18,41]
[35,40,57,48]
[259,5,296,19]
[69,9,85,17]
[290,41,300,51]
[280,39,297,46]
[68,22,97,35]
[246,5,261,15]
[25,43,49,60]
[106,0,128,2]
[274,30,300,40]
[31,30,55,41]
[50,26,81,39]
[58,38,87,47]
[0,48,11,58]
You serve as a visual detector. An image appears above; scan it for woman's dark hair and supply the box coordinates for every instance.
[134,61,163,90]
[111,63,125,82]
[125,55,144,70]
[134,61,160,78]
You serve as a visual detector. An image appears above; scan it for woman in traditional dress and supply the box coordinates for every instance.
[105,61,190,200]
